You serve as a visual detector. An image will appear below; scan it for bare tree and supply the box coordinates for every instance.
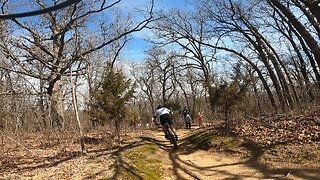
[267,0,320,68]
[145,48,176,105]
[132,63,156,114]
[267,5,315,102]
[267,0,320,88]
[0,0,155,128]
[150,9,219,111]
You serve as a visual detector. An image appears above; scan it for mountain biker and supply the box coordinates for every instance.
[152,105,178,140]
[182,106,191,129]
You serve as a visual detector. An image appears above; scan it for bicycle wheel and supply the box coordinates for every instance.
[167,129,178,149]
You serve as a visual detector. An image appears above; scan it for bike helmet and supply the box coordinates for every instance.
[157,105,163,109]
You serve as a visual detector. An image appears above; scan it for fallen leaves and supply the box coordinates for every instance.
[234,108,320,146]
[0,129,116,177]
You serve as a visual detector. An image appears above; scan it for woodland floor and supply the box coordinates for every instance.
[0,112,319,180]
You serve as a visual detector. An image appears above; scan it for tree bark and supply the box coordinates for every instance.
[49,79,64,128]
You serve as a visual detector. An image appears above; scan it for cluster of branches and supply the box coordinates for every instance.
[0,0,319,133]
[133,0,320,123]
[0,0,155,131]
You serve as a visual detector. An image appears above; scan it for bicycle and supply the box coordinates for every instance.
[164,121,178,149]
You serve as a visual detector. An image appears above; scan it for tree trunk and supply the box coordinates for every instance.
[238,13,289,111]
[252,82,263,113]
[115,119,121,144]
[245,33,286,112]
[71,73,87,155]
[264,42,295,109]
[273,2,320,89]
[289,23,320,88]
[302,0,320,23]
[285,25,314,101]
[39,79,47,127]
[49,79,64,128]
[292,0,320,37]
[268,0,320,68]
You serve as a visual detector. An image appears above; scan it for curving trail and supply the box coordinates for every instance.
[144,128,315,180]
[151,129,265,180]
[1,128,317,179]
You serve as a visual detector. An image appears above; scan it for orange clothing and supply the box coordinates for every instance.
[196,112,204,127]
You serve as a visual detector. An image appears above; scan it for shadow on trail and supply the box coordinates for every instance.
[139,130,254,180]
[2,127,318,180]
[139,128,319,180]
[140,135,203,180]
[95,138,146,180]
[243,139,319,180]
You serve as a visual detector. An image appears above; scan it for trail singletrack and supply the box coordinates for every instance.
[1,128,318,179]
[139,128,318,180]
[149,129,271,180]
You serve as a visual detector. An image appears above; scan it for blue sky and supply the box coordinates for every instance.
[9,0,190,62]
[121,0,191,62]
[7,0,190,62]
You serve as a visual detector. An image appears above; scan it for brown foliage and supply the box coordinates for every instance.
[233,108,320,146]
[0,129,116,175]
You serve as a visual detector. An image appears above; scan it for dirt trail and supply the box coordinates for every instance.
[141,128,318,180]
[152,129,283,180]
[1,128,317,179]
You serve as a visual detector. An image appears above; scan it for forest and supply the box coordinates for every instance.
[0,0,319,179]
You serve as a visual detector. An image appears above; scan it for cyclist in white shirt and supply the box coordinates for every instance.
[152,105,178,140]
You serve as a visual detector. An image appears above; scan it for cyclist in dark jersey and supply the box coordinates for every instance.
[183,106,191,129]
[152,105,178,140]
